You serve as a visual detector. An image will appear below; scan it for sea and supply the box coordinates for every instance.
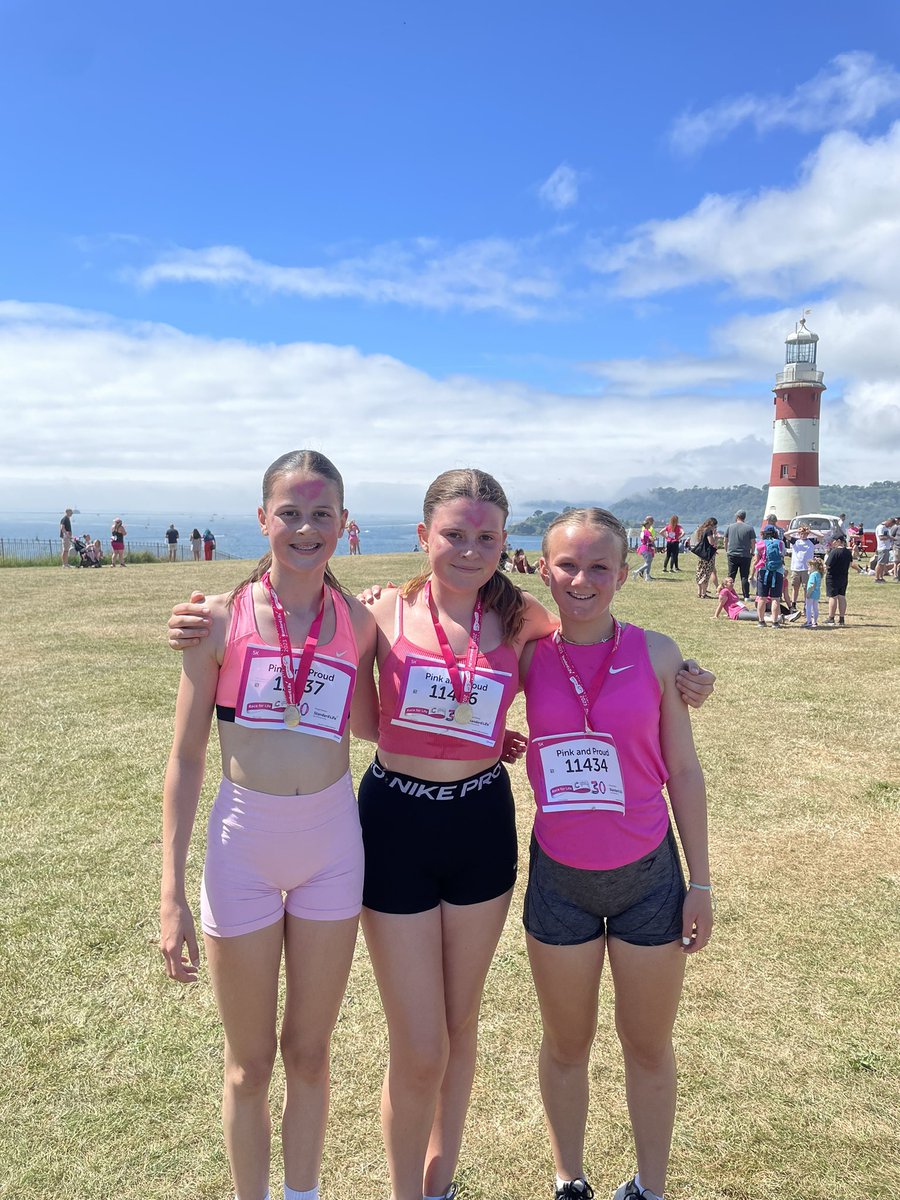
[0,510,547,559]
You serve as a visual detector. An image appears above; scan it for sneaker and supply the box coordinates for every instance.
[801,621,812,628]
[556,1180,594,1200]
[612,1179,648,1200]
[438,1185,459,1200]
[785,610,802,622]
[823,617,836,625]
[838,617,845,625]
[758,620,767,628]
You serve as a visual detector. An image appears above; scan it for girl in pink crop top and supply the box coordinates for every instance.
[519,508,712,1200]
[160,450,378,1200]
[376,587,520,760]
[358,469,559,1200]
[215,578,359,732]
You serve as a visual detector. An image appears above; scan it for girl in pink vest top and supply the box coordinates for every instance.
[519,508,713,1200]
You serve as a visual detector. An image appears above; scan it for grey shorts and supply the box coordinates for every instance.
[523,826,686,947]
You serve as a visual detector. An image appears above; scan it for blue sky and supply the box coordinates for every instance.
[2,1,900,515]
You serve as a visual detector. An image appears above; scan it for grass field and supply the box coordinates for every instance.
[1,554,898,1200]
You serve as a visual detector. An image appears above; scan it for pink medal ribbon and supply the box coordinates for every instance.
[424,579,484,725]
[552,619,622,734]
[260,572,326,727]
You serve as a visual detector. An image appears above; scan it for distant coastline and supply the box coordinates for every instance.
[508,481,900,536]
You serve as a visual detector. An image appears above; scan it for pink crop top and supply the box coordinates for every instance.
[377,592,519,760]
[216,583,358,738]
[524,624,669,871]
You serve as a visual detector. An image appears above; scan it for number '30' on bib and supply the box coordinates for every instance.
[534,731,625,815]
[234,645,355,743]
[392,655,509,747]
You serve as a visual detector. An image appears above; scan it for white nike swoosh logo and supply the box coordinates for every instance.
[334,649,349,658]
[609,665,633,674]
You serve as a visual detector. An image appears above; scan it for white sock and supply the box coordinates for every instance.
[555,1177,570,1190]
[285,1186,318,1200]
[634,1174,662,1200]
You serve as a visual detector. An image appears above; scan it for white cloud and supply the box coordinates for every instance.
[538,164,580,211]
[594,122,900,300]
[671,52,900,155]
[132,236,562,319]
[1,301,894,518]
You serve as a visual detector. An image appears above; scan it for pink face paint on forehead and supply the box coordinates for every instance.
[271,473,341,508]
[430,498,505,533]
[549,526,623,561]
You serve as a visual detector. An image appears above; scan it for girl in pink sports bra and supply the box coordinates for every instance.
[160,450,378,1200]
[519,508,713,1200]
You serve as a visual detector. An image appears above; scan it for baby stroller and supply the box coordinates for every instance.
[72,537,102,567]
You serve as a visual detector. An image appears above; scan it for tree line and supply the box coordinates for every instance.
[508,482,900,536]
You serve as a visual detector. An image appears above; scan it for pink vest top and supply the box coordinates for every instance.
[377,592,519,760]
[216,583,358,730]
[524,624,669,870]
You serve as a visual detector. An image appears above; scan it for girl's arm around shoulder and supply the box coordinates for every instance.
[643,625,715,709]
[347,596,380,742]
[515,590,559,650]
[160,594,227,983]
[647,630,713,955]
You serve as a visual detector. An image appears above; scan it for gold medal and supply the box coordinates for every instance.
[284,704,301,728]
[454,703,473,726]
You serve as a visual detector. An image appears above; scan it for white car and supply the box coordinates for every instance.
[784,514,843,547]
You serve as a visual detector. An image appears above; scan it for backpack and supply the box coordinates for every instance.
[764,538,784,573]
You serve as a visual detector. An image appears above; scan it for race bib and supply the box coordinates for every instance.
[391,655,509,747]
[535,732,625,814]
[233,645,355,743]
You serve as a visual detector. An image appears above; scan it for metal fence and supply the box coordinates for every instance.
[0,537,238,563]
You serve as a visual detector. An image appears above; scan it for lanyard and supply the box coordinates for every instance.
[423,579,483,704]
[260,572,326,727]
[552,619,622,734]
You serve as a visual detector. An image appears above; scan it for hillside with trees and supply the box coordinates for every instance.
[508,482,900,536]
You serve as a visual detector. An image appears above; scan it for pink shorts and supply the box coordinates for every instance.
[200,772,364,938]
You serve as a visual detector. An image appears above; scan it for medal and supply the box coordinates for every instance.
[261,573,326,731]
[424,579,484,715]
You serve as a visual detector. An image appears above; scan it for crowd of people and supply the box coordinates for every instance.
[161,452,717,1200]
[619,507,894,629]
[58,512,218,566]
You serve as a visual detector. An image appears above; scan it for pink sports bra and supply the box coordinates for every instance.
[377,592,519,760]
[216,583,358,726]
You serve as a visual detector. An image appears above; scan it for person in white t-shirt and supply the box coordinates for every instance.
[873,518,897,582]
[788,526,817,607]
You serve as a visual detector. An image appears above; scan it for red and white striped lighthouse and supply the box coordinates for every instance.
[764,317,825,525]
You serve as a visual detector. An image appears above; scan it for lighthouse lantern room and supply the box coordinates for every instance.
[763,317,825,525]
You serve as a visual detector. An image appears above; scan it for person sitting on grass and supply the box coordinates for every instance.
[713,577,758,622]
